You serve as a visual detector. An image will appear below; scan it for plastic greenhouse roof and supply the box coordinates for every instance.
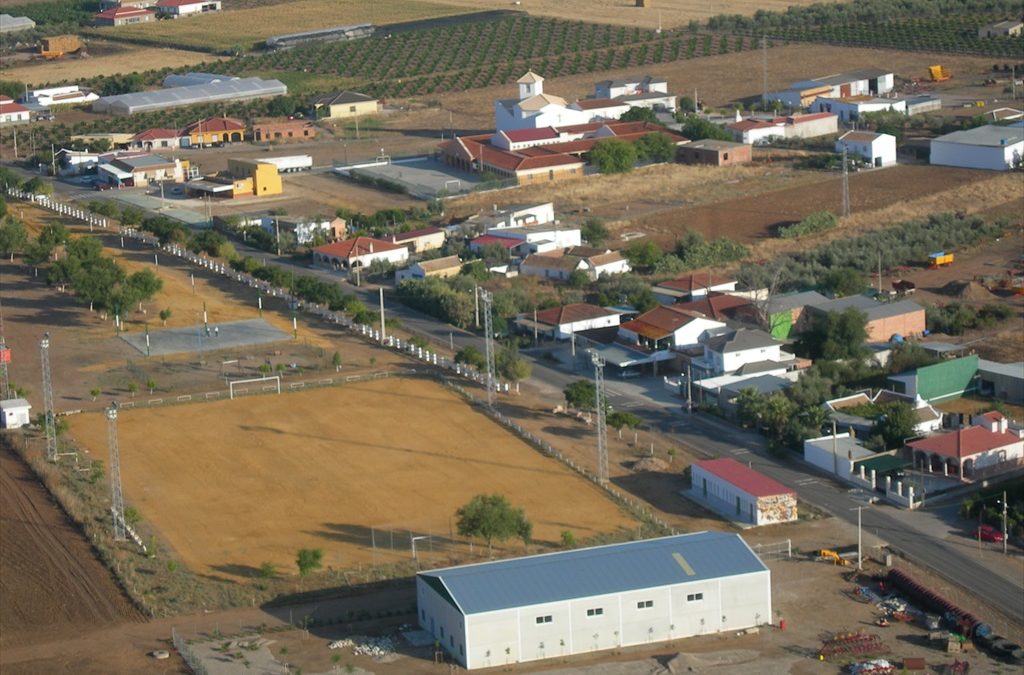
[94,78,287,115]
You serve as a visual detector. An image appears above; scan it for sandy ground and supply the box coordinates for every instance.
[0,44,221,87]
[66,377,639,578]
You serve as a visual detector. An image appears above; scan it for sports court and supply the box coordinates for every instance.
[119,319,291,356]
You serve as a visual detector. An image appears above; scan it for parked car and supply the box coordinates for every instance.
[978,524,1004,543]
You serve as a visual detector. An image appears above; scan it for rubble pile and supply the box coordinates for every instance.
[328,635,396,658]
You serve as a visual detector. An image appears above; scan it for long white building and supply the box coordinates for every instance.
[930,125,1024,171]
[417,531,772,670]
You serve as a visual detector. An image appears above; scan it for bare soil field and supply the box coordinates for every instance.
[420,0,843,29]
[67,377,638,578]
[88,0,469,52]
[0,43,220,87]
[0,443,143,651]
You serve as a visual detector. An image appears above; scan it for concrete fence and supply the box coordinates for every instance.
[6,188,109,230]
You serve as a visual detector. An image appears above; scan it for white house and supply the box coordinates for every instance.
[689,458,798,526]
[694,328,793,377]
[467,202,556,230]
[726,112,838,145]
[569,98,631,122]
[0,96,30,125]
[908,416,1024,480]
[495,71,589,132]
[529,303,621,339]
[810,96,906,123]
[416,531,772,670]
[312,237,408,269]
[0,398,31,429]
[565,246,631,278]
[824,390,942,438]
[592,75,676,112]
[618,306,726,358]
[652,272,737,304]
[154,0,221,17]
[804,432,875,477]
[395,255,463,283]
[388,226,446,253]
[485,224,581,253]
[930,125,1024,171]
[835,131,897,168]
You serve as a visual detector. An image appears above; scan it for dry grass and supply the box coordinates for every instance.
[418,0,844,29]
[89,0,470,51]
[68,378,638,578]
[0,45,220,87]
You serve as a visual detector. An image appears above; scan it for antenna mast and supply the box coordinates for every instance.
[479,288,497,407]
[40,333,57,462]
[106,403,127,541]
[589,349,608,484]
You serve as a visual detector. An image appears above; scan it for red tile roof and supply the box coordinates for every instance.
[0,99,29,115]
[470,235,520,249]
[535,303,618,326]
[390,226,442,243]
[96,7,154,18]
[180,116,245,134]
[156,0,209,6]
[314,237,402,259]
[907,426,1022,459]
[657,272,734,293]
[727,119,776,132]
[501,127,559,143]
[673,292,751,320]
[131,127,179,141]
[695,458,794,498]
[573,98,626,111]
[620,306,711,339]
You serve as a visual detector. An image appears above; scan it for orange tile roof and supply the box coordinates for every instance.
[535,303,619,326]
[180,116,245,134]
[908,426,1021,459]
[314,237,402,259]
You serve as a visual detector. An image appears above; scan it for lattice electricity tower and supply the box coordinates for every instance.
[106,403,127,541]
[589,349,609,485]
[40,333,58,462]
[841,147,850,217]
[479,288,497,407]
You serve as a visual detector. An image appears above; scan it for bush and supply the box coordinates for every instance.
[778,211,838,239]
[588,138,637,174]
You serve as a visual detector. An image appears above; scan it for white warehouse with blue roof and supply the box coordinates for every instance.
[416,531,772,669]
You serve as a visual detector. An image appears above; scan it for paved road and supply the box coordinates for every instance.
[11,165,1023,627]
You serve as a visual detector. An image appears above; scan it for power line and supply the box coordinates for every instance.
[40,333,57,462]
[589,349,608,485]
[106,403,127,542]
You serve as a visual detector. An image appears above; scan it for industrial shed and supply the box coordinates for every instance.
[93,77,287,115]
[417,531,772,670]
[930,125,1024,171]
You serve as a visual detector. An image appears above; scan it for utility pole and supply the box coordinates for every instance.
[106,403,127,541]
[1003,490,1008,556]
[761,35,768,108]
[480,289,497,407]
[50,143,56,176]
[474,285,480,328]
[40,333,57,462]
[589,349,608,484]
[378,287,386,342]
[841,147,850,217]
[857,506,863,570]
[686,363,693,413]
[0,294,9,399]
[275,216,281,256]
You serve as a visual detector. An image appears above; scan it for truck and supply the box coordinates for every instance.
[928,251,954,268]
[38,35,82,60]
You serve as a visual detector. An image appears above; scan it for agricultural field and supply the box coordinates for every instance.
[67,378,639,579]
[86,0,471,52]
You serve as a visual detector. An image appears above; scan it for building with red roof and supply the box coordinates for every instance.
[653,272,737,303]
[690,458,797,525]
[312,237,408,270]
[524,303,622,339]
[726,111,838,144]
[907,419,1023,480]
[128,127,181,150]
[94,6,155,26]
[180,116,245,146]
[0,96,30,125]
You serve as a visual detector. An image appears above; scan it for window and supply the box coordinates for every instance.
[723,153,729,161]
[440,626,445,638]
[450,635,454,647]
[687,593,704,602]
[586,608,604,617]
[421,609,426,621]
[349,106,357,113]
[637,600,653,609]
[736,496,741,515]
[536,615,553,624]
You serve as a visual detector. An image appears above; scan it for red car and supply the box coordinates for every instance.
[978,524,1004,543]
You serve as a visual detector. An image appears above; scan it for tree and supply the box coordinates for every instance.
[123,506,141,527]
[90,387,101,401]
[567,269,590,289]
[581,218,610,246]
[127,382,138,397]
[607,411,642,439]
[159,308,172,326]
[0,219,28,260]
[889,343,938,374]
[677,114,734,141]
[821,267,868,297]
[796,308,869,361]
[563,379,597,411]
[296,548,323,576]
[455,493,531,555]
[455,345,487,370]
[331,351,342,371]
[634,133,676,162]
[22,177,53,195]
[496,345,531,383]
[678,95,696,113]
[259,561,277,579]
[119,205,144,227]
[787,367,833,408]
[623,239,663,271]
[619,106,660,124]
[146,378,156,394]
[588,138,637,174]
[560,530,577,548]
[876,401,918,449]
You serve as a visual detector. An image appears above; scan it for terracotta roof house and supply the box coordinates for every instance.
[618,306,726,357]
[388,226,446,254]
[653,272,737,303]
[522,303,622,339]
[0,96,30,125]
[128,127,181,150]
[690,458,797,526]
[94,6,155,26]
[672,292,751,322]
[180,116,246,146]
[908,421,1023,480]
[313,237,408,269]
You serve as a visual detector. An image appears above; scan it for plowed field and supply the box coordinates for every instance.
[0,444,142,652]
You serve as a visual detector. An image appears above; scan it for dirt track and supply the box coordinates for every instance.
[0,443,142,651]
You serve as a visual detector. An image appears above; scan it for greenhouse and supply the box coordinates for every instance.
[93,78,287,115]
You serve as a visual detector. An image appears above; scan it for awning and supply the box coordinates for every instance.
[589,343,659,367]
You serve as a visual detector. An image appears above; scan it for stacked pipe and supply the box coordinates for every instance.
[886,569,990,638]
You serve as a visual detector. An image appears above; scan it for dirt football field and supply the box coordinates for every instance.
[68,377,637,579]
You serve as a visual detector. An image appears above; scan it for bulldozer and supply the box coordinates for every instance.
[928,65,952,82]
[815,549,851,566]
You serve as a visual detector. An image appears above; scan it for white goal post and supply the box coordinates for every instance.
[229,375,281,400]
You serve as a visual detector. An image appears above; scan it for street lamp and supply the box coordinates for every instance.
[411,535,429,567]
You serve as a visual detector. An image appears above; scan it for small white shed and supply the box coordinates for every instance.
[0,398,32,429]
[836,131,897,167]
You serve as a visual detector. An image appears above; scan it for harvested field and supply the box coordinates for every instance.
[68,378,638,579]
[89,0,469,51]
[0,44,220,87]
[420,0,843,29]
[0,443,143,651]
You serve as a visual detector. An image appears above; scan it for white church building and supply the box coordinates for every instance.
[495,71,590,132]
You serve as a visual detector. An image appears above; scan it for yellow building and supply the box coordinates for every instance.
[226,158,283,197]
[312,91,379,119]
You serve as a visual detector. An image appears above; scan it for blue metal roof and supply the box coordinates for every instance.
[419,531,767,615]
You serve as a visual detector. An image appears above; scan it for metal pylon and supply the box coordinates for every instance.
[40,333,57,462]
[589,350,608,485]
[479,288,497,407]
[106,404,127,541]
